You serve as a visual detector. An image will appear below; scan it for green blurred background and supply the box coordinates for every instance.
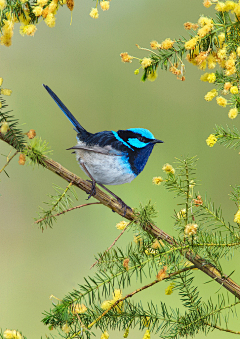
[1,0,240,337]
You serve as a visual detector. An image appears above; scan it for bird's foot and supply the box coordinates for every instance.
[86,180,96,199]
[116,197,132,217]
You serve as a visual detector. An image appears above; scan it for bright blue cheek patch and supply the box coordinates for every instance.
[127,138,147,148]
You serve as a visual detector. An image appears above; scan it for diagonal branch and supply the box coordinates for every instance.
[1,133,240,299]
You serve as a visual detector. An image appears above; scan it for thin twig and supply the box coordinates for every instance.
[205,322,240,334]
[34,202,101,224]
[90,222,131,269]
[0,150,18,173]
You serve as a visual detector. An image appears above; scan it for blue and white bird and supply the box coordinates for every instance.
[43,85,163,211]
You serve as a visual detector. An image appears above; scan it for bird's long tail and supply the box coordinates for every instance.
[43,84,86,133]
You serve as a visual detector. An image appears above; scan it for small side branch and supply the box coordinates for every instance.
[35,202,101,224]
[0,150,18,174]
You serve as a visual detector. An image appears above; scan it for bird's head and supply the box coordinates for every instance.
[115,128,163,151]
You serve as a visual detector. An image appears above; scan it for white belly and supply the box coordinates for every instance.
[74,148,136,185]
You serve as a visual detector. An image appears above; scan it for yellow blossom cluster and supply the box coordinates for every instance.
[142,329,151,339]
[152,176,164,185]
[3,329,22,339]
[161,38,174,50]
[150,40,161,50]
[234,209,240,223]
[101,289,123,313]
[197,16,213,37]
[204,89,218,101]
[147,70,158,82]
[162,163,175,174]
[101,331,109,339]
[0,0,72,45]
[165,282,175,295]
[71,303,87,314]
[228,107,238,119]
[120,52,133,63]
[89,0,110,18]
[184,223,198,236]
[116,220,128,230]
[206,134,217,147]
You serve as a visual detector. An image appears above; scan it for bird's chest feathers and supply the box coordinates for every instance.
[129,144,155,175]
[74,141,136,185]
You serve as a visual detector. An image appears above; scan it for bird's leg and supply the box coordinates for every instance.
[80,162,96,199]
[97,183,132,216]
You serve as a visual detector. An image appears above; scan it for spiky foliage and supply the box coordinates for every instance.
[35,182,78,230]
[213,125,240,149]
[40,157,240,339]
[0,96,25,151]
[23,136,52,166]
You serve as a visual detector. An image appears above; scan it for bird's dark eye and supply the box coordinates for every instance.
[139,136,145,142]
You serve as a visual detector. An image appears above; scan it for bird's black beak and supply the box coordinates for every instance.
[152,139,164,144]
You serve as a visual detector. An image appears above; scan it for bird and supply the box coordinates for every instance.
[43,84,163,213]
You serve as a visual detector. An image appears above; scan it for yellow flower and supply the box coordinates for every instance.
[217,48,227,60]
[1,121,9,134]
[150,40,161,50]
[101,300,113,310]
[207,54,216,69]
[217,32,225,47]
[234,3,240,16]
[206,134,217,147]
[161,38,174,49]
[134,69,139,75]
[165,283,175,295]
[184,223,198,236]
[215,2,227,11]
[225,1,236,10]
[33,6,43,16]
[157,266,167,281]
[203,0,212,8]
[216,96,227,107]
[141,57,152,68]
[71,303,87,314]
[177,209,186,219]
[200,72,209,82]
[0,0,6,10]
[224,82,232,91]
[234,209,240,223]
[198,60,207,70]
[147,70,158,82]
[0,77,3,86]
[207,73,216,83]
[116,221,128,230]
[162,163,175,174]
[37,0,48,5]
[20,24,37,36]
[123,328,129,338]
[62,324,70,333]
[100,1,110,11]
[45,13,56,27]
[1,88,12,96]
[89,7,99,19]
[237,46,240,57]
[198,16,212,27]
[142,329,151,339]
[18,153,26,165]
[113,289,122,301]
[120,52,133,63]
[230,86,238,94]
[204,89,218,101]
[228,108,238,119]
[101,331,109,339]
[185,36,198,50]
[3,330,22,339]
[152,176,164,185]
[198,24,213,37]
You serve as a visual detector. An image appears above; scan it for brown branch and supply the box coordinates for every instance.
[34,202,101,224]
[90,221,131,269]
[2,134,240,300]
[205,322,240,334]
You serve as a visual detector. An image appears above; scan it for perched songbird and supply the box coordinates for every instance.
[43,85,163,211]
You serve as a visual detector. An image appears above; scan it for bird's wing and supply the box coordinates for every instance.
[67,145,123,156]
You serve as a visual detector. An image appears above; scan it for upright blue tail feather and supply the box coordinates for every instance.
[43,84,86,133]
